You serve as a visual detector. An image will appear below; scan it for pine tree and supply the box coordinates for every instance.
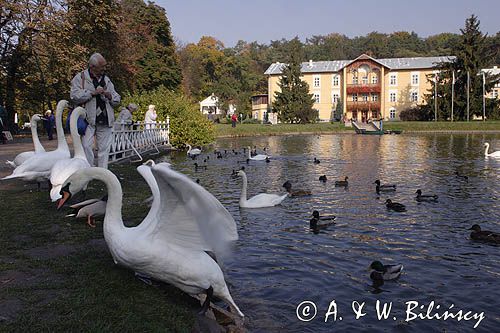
[273,38,316,123]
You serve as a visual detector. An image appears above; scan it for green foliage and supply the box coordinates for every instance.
[273,38,316,123]
[121,86,215,146]
[399,106,433,121]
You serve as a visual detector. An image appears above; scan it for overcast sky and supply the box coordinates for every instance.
[155,0,500,47]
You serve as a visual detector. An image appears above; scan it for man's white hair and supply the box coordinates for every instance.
[89,53,105,66]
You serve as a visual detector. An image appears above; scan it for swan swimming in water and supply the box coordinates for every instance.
[6,114,46,168]
[246,146,268,161]
[57,163,244,318]
[484,142,500,158]
[186,144,201,157]
[237,170,287,208]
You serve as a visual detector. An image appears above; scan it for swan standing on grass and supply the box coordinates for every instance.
[2,100,70,184]
[57,164,244,318]
[246,146,268,161]
[186,144,201,157]
[238,170,287,208]
[484,142,500,158]
[50,107,91,202]
[6,114,46,168]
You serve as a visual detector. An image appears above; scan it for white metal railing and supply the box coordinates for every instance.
[109,117,171,164]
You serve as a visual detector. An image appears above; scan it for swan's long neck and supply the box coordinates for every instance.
[484,143,489,156]
[187,144,192,154]
[30,116,45,153]
[55,100,69,151]
[247,147,251,159]
[240,173,248,204]
[70,107,86,159]
[86,168,125,237]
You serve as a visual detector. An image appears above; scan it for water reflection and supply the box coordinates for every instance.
[158,133,499,332]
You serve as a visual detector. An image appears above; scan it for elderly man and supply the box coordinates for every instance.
[70,53,121,169]
[116,103,137,125]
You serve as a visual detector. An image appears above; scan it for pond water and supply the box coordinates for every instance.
[159,133,499,333]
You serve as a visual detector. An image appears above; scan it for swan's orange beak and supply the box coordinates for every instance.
[57,191,71,210]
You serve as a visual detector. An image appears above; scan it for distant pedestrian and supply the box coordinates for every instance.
[231,113,238,128]
[144,104,157,129]
[116,103,137,126]
[43,110,55,140]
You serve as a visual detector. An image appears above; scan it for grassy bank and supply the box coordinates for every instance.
[0,164,197,332]
[215,121,500,137]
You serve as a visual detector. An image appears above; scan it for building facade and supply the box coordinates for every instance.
[263,54,456,122]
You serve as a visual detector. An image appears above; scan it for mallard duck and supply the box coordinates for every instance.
[311,210,336,222]
[309,211,336,233]
[369,261,403,287]
[313,158,320,164]
[374,180,396,193]
[335,176,349,187]
[282,181,312,197]
[66,195,108,228]
[385,199,406,212]
[319,175,327,183]
[468,224,500,244]
[194,162,207,171]
[415,189,438,202]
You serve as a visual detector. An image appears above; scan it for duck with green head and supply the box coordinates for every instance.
[369,260,403,287]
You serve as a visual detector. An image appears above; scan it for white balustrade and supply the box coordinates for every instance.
[109,117,171,164]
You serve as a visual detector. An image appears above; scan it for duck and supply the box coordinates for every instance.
[66,195,108,228]
[484,142,500,158]
[313,158,320,164]
[186,144,201,157]
[49,107,91,202]
[335,176,349,187]
[468,224,500,244]
[369,261,403,287]
[246,146,268,161]
[194,162,208,171]
[385,199,406,212]
[374,180,396,193]
[6,114,46,168]
[2,100,70,184]
[282,181,312,197]
[311,210,336,223]
[237,170,287,208]
[455,171,468,182]
[57,164,244,318]
[319,175,327,183]
[415,189,438,202]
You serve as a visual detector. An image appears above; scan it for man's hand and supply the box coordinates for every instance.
[103,91,112,100]
[92,87,105,96]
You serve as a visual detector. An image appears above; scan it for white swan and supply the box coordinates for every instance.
[6,114,46,168]
[238,170,287,208]
[484,142,500,158]
[187,144,201,156]
[246,146,268,161]
[2,100,70,183]
[57,164,243,318]
[50,107,90,202]
[67,196,107,227]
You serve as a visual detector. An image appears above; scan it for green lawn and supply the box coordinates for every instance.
[215,121,500,137]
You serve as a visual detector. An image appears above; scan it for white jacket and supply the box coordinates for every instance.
[70,69,121,127]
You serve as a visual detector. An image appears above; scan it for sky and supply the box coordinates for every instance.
[155,0,500,47]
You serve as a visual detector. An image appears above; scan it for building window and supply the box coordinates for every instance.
[410,91,418,102]
[362,76,368,84]
[389,74,397,86]
[314,93,320,103]
[352,93,358,102]
[371,93,378,101]
[352,76,358,84]
[411,73,419,85]
[332,93,339,103]
[332,75,340,86]
[389,92,397,102]
[362,93,368,101]
[313,75,320,88]
[390,108,396,119]
[371,75,378,84]
[493,90,499,99]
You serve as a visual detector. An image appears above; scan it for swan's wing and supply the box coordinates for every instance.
[150,163,238,255]
[136,164,161,225]
[70,198,100,209]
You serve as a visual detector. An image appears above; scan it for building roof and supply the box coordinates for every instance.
[264,55,456,75]
[481,66,500,76]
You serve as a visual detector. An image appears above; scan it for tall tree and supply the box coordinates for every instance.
[273,38,316,123]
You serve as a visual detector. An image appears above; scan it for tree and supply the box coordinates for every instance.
[272,38,316,123]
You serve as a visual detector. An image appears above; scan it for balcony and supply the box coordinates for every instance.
[346,84,381,94]
[347,101,381,111]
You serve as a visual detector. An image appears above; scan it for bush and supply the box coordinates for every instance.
[121,86,215,147]
[399,106,433,121]
[242,118,260,124]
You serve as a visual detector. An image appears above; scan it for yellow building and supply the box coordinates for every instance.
[263,54,456,122]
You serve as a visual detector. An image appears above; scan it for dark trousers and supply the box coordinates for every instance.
[231,120,236,127]
[46,126,53,140]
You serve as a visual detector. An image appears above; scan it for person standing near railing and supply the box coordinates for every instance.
[70,53,121,169]
[116,103,138,127]
[144,104,157,129]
